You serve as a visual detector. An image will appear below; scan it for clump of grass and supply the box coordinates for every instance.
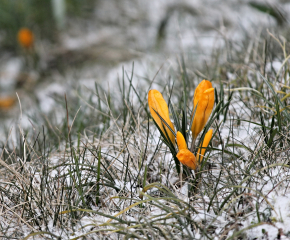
[1,30,290,240]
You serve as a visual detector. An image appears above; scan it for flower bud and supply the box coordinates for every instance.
[176,131,197,170]
[148,90,175,145]
[191,80,214,141]
[176,131,187,150]
[176,149,197,170]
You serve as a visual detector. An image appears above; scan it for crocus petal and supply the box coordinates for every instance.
[196,129,213,163]
[148,90,175,145]
[176,149,197,170]
[191,80,215,141]
[18,28,34,49]
[176,131,187,150]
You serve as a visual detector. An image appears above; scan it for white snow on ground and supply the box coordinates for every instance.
[0,58,22,92]
[36,82,66,113]
[3,82,290,239]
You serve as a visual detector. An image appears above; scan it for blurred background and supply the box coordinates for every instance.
[0,0,289,141]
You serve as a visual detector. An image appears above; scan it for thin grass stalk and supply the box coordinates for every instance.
[96,147,101,205]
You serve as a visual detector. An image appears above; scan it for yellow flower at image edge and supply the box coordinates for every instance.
[191,80,215,141]
[0,96,15,109]
[176,131,197,170]
[18,28,34,49]
[148,89,175,145]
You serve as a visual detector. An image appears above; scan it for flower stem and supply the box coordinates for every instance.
[190,138,196,152]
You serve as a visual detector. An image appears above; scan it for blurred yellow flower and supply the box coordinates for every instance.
[196,129,213,164]
[191,80,214,141]
[0,96,15,110]
[148,90,175,145]
[18,28,34,49]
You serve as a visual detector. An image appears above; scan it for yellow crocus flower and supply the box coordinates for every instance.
[148,90,175,145]
[191,80,215,142]
[176,131,197,170]
[196,129,213,164]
